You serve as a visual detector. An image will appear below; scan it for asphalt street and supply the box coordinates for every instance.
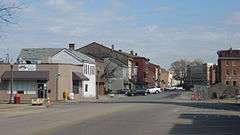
[1,91,240,135]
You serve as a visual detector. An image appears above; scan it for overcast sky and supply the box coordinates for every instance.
[1,0,240,68]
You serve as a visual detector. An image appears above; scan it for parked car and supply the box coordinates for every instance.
[119,88,130,94]
[146,87,162,94]
[125,89,148,96]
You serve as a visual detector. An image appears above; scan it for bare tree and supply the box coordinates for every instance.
[170,59,188,84]
[190,58,204,66]
[0,1,22,25]
[100,61,119,94]
[170,59,204,84]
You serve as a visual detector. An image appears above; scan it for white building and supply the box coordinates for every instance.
[18,44,96,98]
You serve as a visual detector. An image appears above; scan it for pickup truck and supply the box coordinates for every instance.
[146,87,162,94]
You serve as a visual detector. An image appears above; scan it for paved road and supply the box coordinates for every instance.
[1,92,240,135]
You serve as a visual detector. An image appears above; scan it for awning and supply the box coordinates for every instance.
[72,72,89,81]
[2,71,49,81]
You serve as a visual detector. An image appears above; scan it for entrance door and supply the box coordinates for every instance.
[37,83,47,98]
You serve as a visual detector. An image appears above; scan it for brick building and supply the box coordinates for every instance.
[160,68,169,90]
[217,49,240,87]
[133,57,150,89]
[148,63,160,87]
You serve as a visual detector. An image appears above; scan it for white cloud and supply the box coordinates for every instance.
[45,0,79,12]
[226,12,240,25]
[154,5,174,13]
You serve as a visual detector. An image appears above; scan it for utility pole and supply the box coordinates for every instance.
[96,70,100,99]
[55,73,60,101]
[9,63,14,104]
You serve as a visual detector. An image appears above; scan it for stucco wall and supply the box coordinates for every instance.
[0,64,85,101]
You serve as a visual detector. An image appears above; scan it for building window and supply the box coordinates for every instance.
[85,84,88,92]
[226,69,230,76]
[144,72,147,78]
[233,70,237,75]
[226,81,230,85]
[90,66,95,75]
[226,61,230,66]
[84,65,87,74]
[233,81,237,86]
[88,65,90,74]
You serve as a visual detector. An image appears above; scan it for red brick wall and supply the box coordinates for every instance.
[134,58,149,85]
[148,63,156,87]
[220,59,240,87]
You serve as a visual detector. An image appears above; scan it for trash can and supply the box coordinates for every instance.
[14,94,21,104]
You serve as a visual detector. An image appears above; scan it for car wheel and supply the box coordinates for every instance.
[155,90,159,94]
[144,93,148,96]
[131,93,134,96]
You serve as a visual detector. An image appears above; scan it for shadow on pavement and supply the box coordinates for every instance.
[169,113,240,135]
[93,101,240,111]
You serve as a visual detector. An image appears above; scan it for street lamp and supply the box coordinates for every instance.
[9,62,14,104]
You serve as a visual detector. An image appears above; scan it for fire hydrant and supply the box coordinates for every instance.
[63,91,68,101]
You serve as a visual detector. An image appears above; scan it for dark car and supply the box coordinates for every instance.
[125,89,148,96]
[119,88,130,94]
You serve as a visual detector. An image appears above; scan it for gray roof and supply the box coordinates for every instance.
[18,48,95,64]
[18,48,62,61]
[106,58,127,67]
[68,50,95,63]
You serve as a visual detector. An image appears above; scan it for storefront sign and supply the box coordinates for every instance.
[18,64,37,71]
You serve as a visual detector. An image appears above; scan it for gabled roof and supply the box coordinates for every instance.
[78,42,134,58]
[105,57,128,67]
[66,49,95,63]
[18,48,95,64]
[19,48,62,61]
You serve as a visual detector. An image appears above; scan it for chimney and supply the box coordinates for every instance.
[130,50,134,55]
[135,53,137,56]
[69,43,75,50]
[111,45,114,50]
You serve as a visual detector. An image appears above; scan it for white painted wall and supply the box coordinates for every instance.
[51,49,82,65]
[82,63,96,97]
[51,49,96,98]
